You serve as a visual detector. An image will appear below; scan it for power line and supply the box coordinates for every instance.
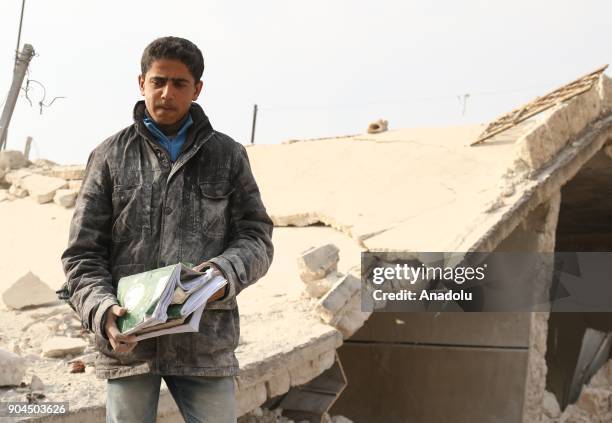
[257,83,553,113]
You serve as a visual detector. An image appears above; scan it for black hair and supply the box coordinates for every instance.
[141,36,204,81]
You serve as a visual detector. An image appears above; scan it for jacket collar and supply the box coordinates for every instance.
[133,101,214,153]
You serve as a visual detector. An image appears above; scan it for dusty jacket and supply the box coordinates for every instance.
[60,101,273,379]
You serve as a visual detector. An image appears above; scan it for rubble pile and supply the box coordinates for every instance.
[238,406,353,423]
[0,151,83,208]
[297,244,370,339]
[0,272,101,408]
[554,360,612,423]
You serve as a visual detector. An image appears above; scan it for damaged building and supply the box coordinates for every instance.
[1,67,612,422]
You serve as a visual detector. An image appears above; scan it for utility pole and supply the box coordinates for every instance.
[23,136,32,159]
[0,44,34,151]
[250,104,258,144]
[15,0,26,67]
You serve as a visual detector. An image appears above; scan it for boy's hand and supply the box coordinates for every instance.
[104,305,138,353]
[193,262,229,303]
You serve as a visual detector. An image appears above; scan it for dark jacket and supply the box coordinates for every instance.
[60,101,273,379]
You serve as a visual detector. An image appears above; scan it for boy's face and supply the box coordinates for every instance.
[138,59,203,125]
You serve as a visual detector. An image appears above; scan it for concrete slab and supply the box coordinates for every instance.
[247,124,524,251]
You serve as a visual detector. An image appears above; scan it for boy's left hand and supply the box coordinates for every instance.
[193,262,228,303]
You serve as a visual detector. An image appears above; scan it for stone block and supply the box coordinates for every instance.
[316,274,360,323]
[48,165,85,180]
[54,189,78,208]
[304,272,342,299]
[331,416,353,423]
[297,244,340,282]
[5,168,33,185]
[20,174,68,204]
[336,307,371,339]
[0,349,26,386]
[0,150,27,170]
[41,336,88,358]
[2,272,58,309]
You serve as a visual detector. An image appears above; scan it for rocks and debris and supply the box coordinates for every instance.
[559,359,612,422]
[26,392,46,403]
[53,189,78,208]
[41,337,88,358]
[297,244,340,283]
[367,119,388,134]
[0,150,28,170]
[315,273,370,339]
[32,158,58,169]
[47,165,85,181]
[4,168,34,186]
[30,374,44,392]
[542,390,561,419]
[8,184,27,198]
[0,349,27,386]
[18,174,68,204]
[304,272,342,299]
[298,243,344,300]
[238,407,353,423]
[0,157,83,208]
[2,272,58,310]
[238,407,293,423]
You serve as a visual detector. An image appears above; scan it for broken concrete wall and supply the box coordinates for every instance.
[494,191,561,423]
[515,75,611,172]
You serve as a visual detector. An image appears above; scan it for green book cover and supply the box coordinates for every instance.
[116,264,178,333]
[167,303,184,319]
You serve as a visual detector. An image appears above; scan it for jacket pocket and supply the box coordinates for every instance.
[193,308,239,357]
[194,181,235,239]
[111,185,151,243]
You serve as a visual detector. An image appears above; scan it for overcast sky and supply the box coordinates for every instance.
[0,0,610,164]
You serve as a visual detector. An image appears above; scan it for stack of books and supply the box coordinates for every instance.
[116,263,227,341]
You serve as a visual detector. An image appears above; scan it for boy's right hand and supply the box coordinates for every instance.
[104,305,138,353]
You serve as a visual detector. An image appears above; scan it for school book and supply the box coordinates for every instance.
[116,263,227,340]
